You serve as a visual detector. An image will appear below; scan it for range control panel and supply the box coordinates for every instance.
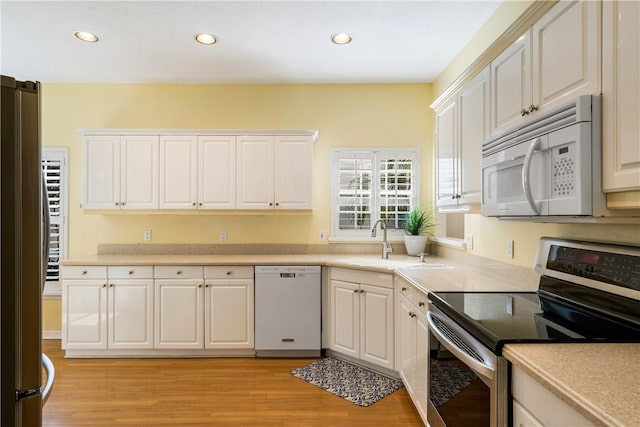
[546,244,640,291]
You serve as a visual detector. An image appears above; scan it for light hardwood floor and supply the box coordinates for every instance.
[42,340,423,427]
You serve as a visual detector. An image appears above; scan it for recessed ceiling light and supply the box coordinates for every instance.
[195,33,217,45]
[330,33,352,45]
[74,31,99,43]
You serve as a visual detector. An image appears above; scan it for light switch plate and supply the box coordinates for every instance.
[464,234,473,250]
[143,230,152,241]
[506,239,514,258]
[219,230,227,242]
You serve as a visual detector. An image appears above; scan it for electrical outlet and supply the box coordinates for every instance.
[464,234,473,250]
[143,230,152,241]
[219,230,227,242]
[319,230,326,241]
[506,239,514,259]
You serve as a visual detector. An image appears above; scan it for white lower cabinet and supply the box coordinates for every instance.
[204,266,254,349]
[63,265,153,351]
[62,264,254,356]
[511,365,595,427]
[396,278,429,424]
[329,268,394,370]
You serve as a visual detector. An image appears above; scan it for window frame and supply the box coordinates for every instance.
[42,147,69,297]
[330,148,420,241]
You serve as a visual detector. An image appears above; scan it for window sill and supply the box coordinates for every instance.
[329,236,405,243]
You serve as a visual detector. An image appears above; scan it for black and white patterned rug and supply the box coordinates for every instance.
[290,357,404,407]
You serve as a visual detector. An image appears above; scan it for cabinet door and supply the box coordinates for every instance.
[397,295,415,389]
[204,280,254,349]
[360,284,394,370]
[458,67,490,206]
[491,30,532,136]
[532,0,600,113]
[154,279,203,349]
[413,313,430,422]
[62,280,107,349]
[329,279,360,359]
[120,135,159,210]
[435,97,458,207]
[159,135,197,209]
[274,135,313,209]
[108,280,154,349]
[236,135,275,209]
[82,135,120,210]
[602,0,640,193]
[198,135,236,209]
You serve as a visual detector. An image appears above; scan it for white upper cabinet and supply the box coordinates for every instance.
[83,134,158,210]
[159,135,198,209]
[490,0,600,136]
[274,135,313,209]
[236,135,275,209]
[82,129,316,211]
[602,0,640,195]
[198,135,236,209]
[237,134,314,210]
[120,135,159,210]
[435,66,489,209]
[83,135,121,210]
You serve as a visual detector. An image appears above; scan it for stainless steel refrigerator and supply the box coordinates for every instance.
[1,75,52,427]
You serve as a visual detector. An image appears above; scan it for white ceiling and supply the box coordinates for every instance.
[0,0,502,84]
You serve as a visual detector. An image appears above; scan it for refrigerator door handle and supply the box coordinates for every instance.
[41,353,55,405]
[42,171,50,290]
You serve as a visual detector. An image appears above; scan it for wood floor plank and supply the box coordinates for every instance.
[42,340,423,426]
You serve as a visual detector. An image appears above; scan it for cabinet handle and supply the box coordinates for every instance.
[81,270,87,275]
[176,270,183,275]
[528,104,538,114]
[455,194,461,199]
[418,301,425,307]
[520,108,529,117]
[401,287,407,292]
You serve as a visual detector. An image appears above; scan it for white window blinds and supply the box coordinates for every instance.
[332,149,419,238]
[42,148,68,285]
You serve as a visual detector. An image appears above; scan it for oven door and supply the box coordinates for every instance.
[427,304,508,427]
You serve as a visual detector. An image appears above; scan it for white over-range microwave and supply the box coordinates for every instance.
[482,95,606,218]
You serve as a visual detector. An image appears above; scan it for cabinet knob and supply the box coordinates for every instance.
[359,289,365,294]
[192,202,196,206]
[199,202,202,206]
[226,271,232,276]
[122,202,126,206]
[401,287,407,292]
[81,270,87,275]
[102,283,107,288]
[128,270,134,275]
[115,202,120,206]
[410,312,417,318]
[528,104,538,114]
[176,270,183,275]
[455,194,461,199]
[353,289,359,293]
[275,202,279,207]
[109,283,114,287]
[520,108,529,117]
[418,301,425,307]
[269,202,273,206]
[198,284,203,288]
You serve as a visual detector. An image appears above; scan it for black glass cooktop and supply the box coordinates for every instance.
[429,277,640,355]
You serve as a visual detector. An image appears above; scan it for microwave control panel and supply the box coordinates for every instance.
[552,144,576,197]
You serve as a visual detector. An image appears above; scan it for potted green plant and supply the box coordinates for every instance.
[403,207,435,256]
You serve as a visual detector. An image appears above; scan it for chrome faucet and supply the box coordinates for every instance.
[371,219,394,259]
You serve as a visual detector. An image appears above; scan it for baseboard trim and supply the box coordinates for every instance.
[43,331,62,340]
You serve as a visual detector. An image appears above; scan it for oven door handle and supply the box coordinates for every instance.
[522,137,541,215]
[427,311,496,383]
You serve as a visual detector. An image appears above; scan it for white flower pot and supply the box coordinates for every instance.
[403,235,428,256]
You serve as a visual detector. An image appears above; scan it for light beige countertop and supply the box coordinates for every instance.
[61,252,538,292]
[503,343,640,427]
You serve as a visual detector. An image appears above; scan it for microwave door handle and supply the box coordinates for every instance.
[522,137,541,215]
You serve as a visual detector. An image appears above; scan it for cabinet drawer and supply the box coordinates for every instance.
[62,266,107,279]
[330,267,393,289]
[108,266,154,279]
[413,289,429,314]
[154,266,203,279]
[205,266,253,279]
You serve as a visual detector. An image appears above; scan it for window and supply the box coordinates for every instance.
[331,149,419,239]
[42,148,68,295]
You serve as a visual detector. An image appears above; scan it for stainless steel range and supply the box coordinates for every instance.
[426,237,640,427]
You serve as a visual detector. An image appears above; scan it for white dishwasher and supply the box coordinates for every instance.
[254,266,321,357]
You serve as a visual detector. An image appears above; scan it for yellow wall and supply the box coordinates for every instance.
[43,299,62,335]
[42,83,434,258]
